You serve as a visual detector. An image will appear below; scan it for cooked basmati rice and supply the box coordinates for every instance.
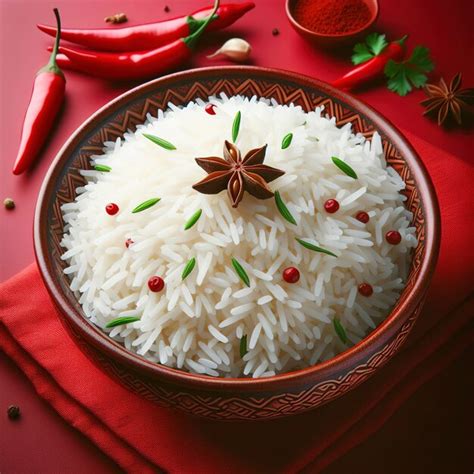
[61,94,417,378]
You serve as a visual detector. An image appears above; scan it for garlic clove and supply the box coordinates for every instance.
[207,38,251,63]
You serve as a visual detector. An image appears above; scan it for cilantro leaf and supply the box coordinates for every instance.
[352,43,374,65]
[386,62,412,96]
[407,46,435,72]
[408,69,429,88]
[351,33,388,65]
[366,33,388,56]
[384,45,434,96]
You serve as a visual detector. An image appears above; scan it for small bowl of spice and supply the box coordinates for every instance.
[286,0,379,47]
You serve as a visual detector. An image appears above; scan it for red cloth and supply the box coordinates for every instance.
[0,133,473,473]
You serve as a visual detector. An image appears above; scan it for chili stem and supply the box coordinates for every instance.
[396,34,408,46]
[49,9,61,69]
[41,8,63,76]
[184,0,219,49]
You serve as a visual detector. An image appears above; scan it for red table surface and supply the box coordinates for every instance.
[0,0,472,472]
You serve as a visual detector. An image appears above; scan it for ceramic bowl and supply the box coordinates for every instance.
[35,66,440,421]
[286,0,379,47]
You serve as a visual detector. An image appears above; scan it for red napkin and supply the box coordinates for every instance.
[1,132,473,473]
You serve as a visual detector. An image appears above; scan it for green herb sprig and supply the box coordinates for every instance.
[182,257,196,280]
[240,334,248,358]
[132,197,161,213]
[281,133,293,149]
[106,316,140,328]
[231,258,250,287]
[143,133,176,150]
[352,33,388,65]
[275,191,297,225]
[385,46,435,96]
[232,111,241,142]
[350,33,434,97]
[296,238,337,257]
[332,156,358,179]
[94,164,111,172]
[333,318,348,344]
[184,209,202,230]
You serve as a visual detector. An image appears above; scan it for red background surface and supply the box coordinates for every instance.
[1,0,472,472]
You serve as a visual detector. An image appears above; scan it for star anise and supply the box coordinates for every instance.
[421,73,474,126]
[192,141,285,208]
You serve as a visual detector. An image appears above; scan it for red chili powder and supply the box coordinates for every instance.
[293,0,371,35]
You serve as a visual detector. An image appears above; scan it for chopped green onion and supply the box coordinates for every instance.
[132,197,161,213]
[281,133,293,149]
[181,257,196,280]
[240,334,248,358]
[232,111,241,142]
[275,191,297,225]
[94,164,111,172]
[295,238,337,257]
[231,257,250,287]
[331,156,358,179]
[333,319,348,344]
[105,316,140,328]
[184,209,202,230]
[143,133,176,150]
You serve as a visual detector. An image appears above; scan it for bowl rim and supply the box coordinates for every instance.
[285,0,379,39]
[34,65,440,392]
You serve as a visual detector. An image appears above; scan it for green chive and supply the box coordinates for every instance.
[232,111,241,142]
[181,257,196,280]
[105,316,140,328]
[143,133,176,150]
[240,334,248,358]
[281,133,293,149]
[333,319,348,344]
[231,258,250,287]
[184,209,202,230]
[275,191,297,225]
[332,156,358,179]
[94,164,111,172]
[132,197,161,213]
[295,238,337,257]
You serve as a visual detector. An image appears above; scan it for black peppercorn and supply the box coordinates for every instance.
[7,405,21,420]
[3,198,15,210]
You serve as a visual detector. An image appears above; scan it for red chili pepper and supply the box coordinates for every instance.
[37,2,254,52]
[13,9,65,175]
[331,36,408,91]
[52,0,220,81]
[53,53,78,72]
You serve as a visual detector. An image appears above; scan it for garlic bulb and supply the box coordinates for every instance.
[207,38,251,63]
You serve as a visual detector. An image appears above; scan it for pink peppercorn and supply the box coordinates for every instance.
[105,203,119,215]
[386,230,402,245]
[324,199,340,214]
[355,211,369,223]
[283,267,300,283]
[148,276,164,292]
[358,283,373,297]
[205,103,216,115]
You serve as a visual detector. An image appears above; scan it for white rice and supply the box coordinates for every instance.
[60,94,417,378]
